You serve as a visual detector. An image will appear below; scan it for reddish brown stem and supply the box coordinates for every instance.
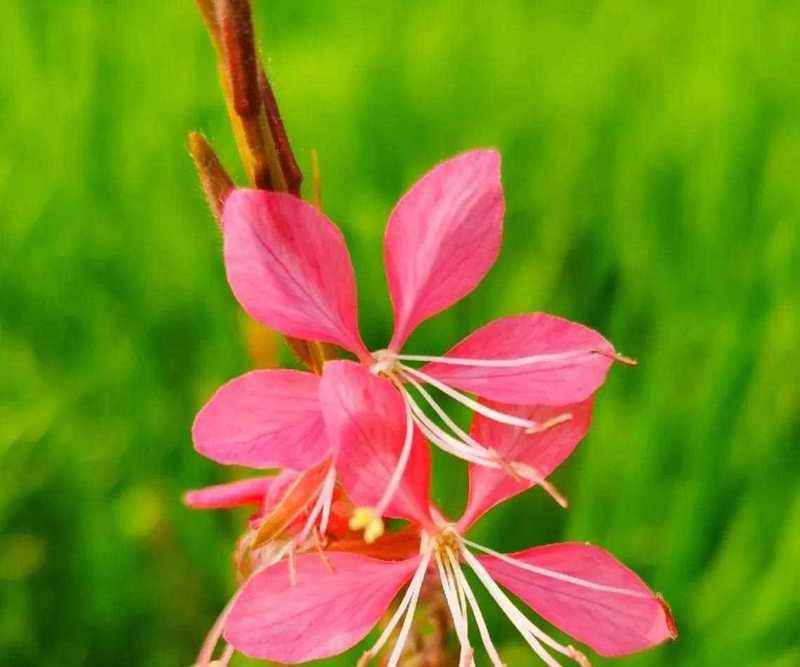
[258,67,303,196]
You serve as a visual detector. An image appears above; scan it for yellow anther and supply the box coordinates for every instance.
[349,506,373,530]
[349,507,385,544]
[363,518,385,544]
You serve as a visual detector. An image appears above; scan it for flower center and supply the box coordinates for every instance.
[369,348,400,377]
[360,525,611,667]
[421,525,461,557]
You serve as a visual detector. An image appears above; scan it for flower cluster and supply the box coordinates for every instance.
[186,150,676,666]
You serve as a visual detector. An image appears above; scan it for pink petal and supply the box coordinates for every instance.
[183,476,277,510]
[320,361,432,527]
[385,150,504,350]
[459,400,593,529]
[192,369,329,469]
[479,543,677,656]
[421,313,615,404]
[225,552,420,663]
[223,189,367,357]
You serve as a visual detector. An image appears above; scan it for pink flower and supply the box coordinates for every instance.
[183,465,425,667]
[221,398,676,666]
[193,150,632,537]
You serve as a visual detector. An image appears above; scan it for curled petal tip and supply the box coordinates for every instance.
[657,593,679,639]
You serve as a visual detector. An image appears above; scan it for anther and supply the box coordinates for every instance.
[509,463,568,508]
[489,449,523,482]
[525,412,573,434]
[595,348,638,366]
[349,507,385,544]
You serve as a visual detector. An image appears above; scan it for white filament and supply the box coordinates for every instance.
[195,594,239,666]
[363,552,431,665]
[268,467,337,567]
[399,364,538,430]
[462,538,648,598]
[399,372,569,508]
[384,553,432,667]
[401,387,500,466]
[396,349,593,368]
[218,644,234,666]
[436,549,475,667]
[296,466,336,545]
[446,549,505,667]
[375,399,415,515]
[316,466,337,536]
[460,546,563,667]
[401,370,494,454]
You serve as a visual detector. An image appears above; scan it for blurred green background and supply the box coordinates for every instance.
[2,1,799,665]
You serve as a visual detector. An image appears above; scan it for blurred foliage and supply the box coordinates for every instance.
[1,1,798,666]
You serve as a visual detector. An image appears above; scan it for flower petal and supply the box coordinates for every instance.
[421,313,615,404]
[320,361,432,527]
[183,476,280,510]
[223,189,367,357]
[479,543,677,656]
[192,369,328,470]
[225,553,420,663]
[459,400,593,529]
[385,150,504,350]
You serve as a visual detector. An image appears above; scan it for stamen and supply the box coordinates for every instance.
[297,467,336,544]
[400,365,538,430]
[316,467,337,536]
[397,349,595,368]
[566,647,593,667]
[384,553,432,667]
[358,552,431,667]
[400,375,568,504]
[192,642,235,667]
[461,546,563,667]
[211,644,235,667]
[349,400,416,544]
[460,648,476,667]
[218,644,235,666]
[402,390,500,466]
[266,469,336,574]
[594,349,638,366]
[525,412,573,435]
[436,549,473,666]
[375,399,415,516]
[195,594,238,666]
[511,463,569,508]
[446,549,506,667]
[311,527,334,573]
[401,372,492,453]
[462,538,649,598]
